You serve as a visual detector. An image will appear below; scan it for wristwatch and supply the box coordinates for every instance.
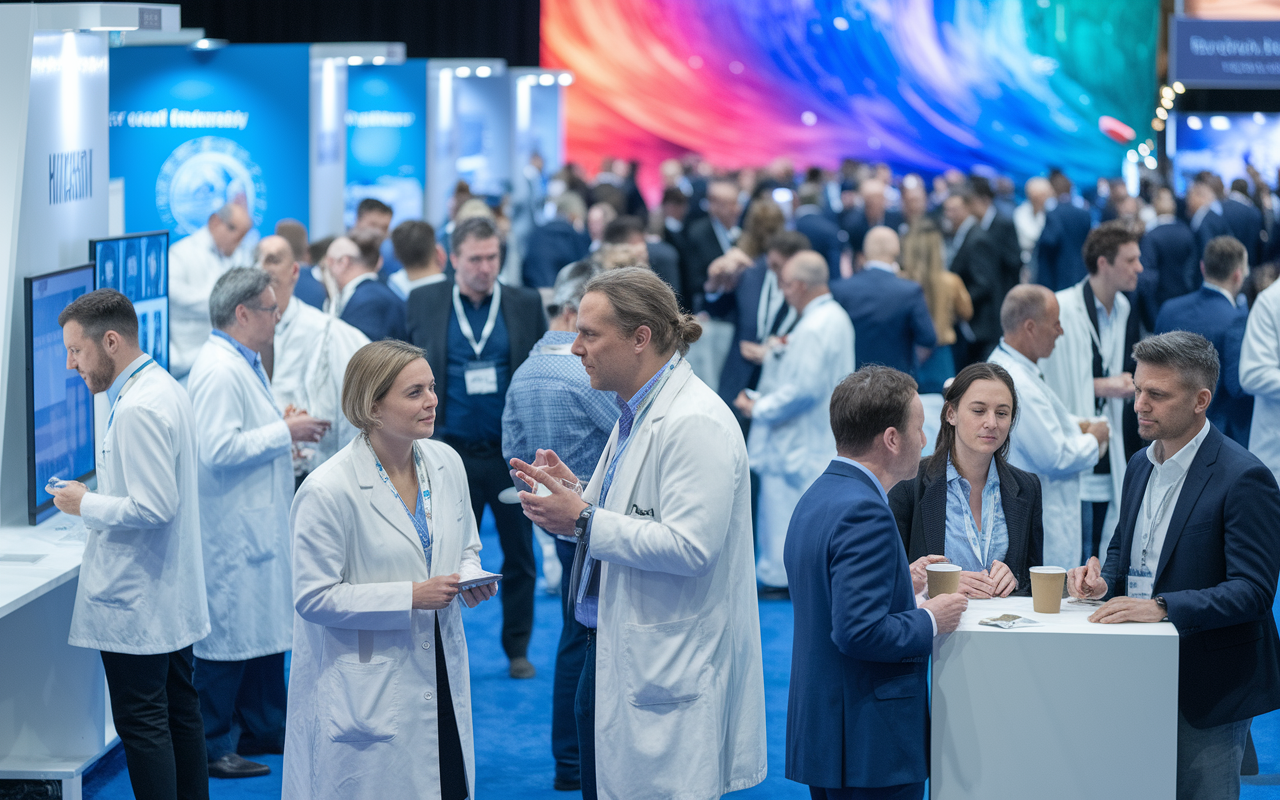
[1154,595,1169,622]
[574,504,595,540]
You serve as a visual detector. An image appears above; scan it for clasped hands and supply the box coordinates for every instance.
[1067,556,1166,624]
[909,554,1017,598]
[509,449,587,537]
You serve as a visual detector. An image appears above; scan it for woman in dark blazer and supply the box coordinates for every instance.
[889,362,1044,597]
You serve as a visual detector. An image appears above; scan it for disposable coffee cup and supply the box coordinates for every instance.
[926,563,962,597]
[1030,566,1067,613]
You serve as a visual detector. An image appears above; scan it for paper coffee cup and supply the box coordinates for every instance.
[926,563,962,597]
[1029,566,1067,613]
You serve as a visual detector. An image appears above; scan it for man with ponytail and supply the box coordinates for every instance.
[511,267,767,800]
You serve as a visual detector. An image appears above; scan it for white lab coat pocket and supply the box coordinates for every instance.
[324,657,400,742]
[83,540,150,609]
[623,615,706,707]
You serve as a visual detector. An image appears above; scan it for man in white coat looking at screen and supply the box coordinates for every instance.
[734,250,855,593]
[53,289,211,800]
[512,267,767,800]
[187,268,329,779]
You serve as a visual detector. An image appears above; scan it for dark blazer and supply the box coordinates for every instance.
[985,213,1023,291]
[949,223,1004,344]
[841,208,904,256]
[709,262,769,406]
[681,215,729,313]
[293,265,328,310]
[1036,201,1092,291]
[785,460,934,789]
[887,456,1043,595]
[645,240,685,308]
[830,268,936,376]
[1154,286,1253,446]
[794,208,844,281]
[340,278,407,342]
[1223,312,1252,447]
[405,278,547,430]
[522,219,590,288]
[1102,425,1280,728]
[1139,220,1199,329]
[1223,197,1263,264]
[1193,209,1232,264]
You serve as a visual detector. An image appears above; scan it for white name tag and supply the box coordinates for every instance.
[464,361,498,395]
[1127,566,1154,600]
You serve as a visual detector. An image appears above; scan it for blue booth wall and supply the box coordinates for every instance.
[345,60,427,229]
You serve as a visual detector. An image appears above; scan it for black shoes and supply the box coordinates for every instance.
[554,776,582,791]
[208,753,270,779]
[509,656,537,679]
[757,585,790,600]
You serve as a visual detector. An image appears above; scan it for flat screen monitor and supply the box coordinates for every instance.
[1168,112,1280,196]
[89,231,169,371]
[25,264,97,524]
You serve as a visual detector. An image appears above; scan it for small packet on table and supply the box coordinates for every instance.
[979,614,1043,629]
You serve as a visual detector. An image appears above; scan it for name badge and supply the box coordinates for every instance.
[1127,566,1154,600]
[464,361,499,395]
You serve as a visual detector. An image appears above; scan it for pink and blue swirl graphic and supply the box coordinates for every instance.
[543,0,1158,194]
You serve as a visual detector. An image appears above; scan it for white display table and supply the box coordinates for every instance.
[930,596,1178,800]
[0,515,117,799]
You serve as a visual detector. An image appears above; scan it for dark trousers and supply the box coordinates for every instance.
[574,629,598,800]
[552,538,589,782]
[1081,501,1110,563]
[809,784,925,800]
[193,652,287,761]
[100,646,209,800]
[456,445,535,659]
[436,618,469,800]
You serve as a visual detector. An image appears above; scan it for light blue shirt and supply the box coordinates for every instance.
[106,353,151,407]
[833,456,889,506]
[944,456,1008,572]
[211,329,271,395]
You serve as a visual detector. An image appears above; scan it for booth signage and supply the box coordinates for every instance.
[1171,16,1280,88]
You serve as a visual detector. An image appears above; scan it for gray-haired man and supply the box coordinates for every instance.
[187,269,327,778]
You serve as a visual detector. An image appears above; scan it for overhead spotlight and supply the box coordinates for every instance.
[1138,143,1150,156]
[1161,86,1174,100]
[476,65,492,78]
[1161,97,1173,110]
[1156,107,1167,120]
[539,73,555,86]
[348,56,363,66]
[557,73,573,86]
[372,56,386,66]
[455,66,471,78]
[1144,155,1158,170]
[1173,81,1186,94]
[1186,116,1202,130]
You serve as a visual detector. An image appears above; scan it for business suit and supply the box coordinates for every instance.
[522,219,591,289]
[293,266,328,310]
[708,262,773,407]
[1036,200,1092,292]
[1139,220,1199,330]
[841,208,905,257]
[795,207,844,280]
[1101,425,1280,734]
[984,212,1023,292]
[786,459,933,797]
[1193,209,1232,264]
[682,215,731,313]
[1223,197,1263,265]
[949,223,1003,362]
[888,456,1043,595]
[830,267,936,376]
[645,240,685,308]
[341,278,408,342]
[1154,287,1253,445]
[405,277,546,661]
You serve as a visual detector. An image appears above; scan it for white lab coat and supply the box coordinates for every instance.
[168,226,253,380]
[1038,282,1127,558]
[747,294,854,587]
[1241,280,1280,483]
[271,298,370,472]
[187,334,295,661]
[283,436,483,800]
[989,342,1100,570]
[585,359,767,800]
[69,360,210,655]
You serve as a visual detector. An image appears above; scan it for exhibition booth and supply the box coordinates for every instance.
[0,7,569,795]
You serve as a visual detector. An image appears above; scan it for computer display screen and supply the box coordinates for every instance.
[25,264,97,524]
[90,231,169,370]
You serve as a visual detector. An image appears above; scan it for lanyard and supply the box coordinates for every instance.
[957,465,999,570]
[368,437,435,565]
[106,358,156,434]
[452,282,503,359]
[1138,463,1181,571]
[757,272,795,341]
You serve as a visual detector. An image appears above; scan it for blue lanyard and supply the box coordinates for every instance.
[369,438,434,567]
[106,358,156,434]
[598,361,676,505]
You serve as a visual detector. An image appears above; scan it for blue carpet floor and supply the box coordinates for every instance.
[84,510,1280,799]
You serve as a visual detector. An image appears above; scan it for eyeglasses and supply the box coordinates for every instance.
[246,303,280,318]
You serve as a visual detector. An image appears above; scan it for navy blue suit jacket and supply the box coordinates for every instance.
[708,262,769,406]
[1036,201,1092,291]
[831,268,936,376]
[841,208,904,257]
[522,219,590,288]
[795,209,844,281]
[340,278,408,342]
[1194,210,1233,264]
[1139,221,1199,330]
[293,265,328,310]
[1223,198,1263,264]
[785,460,934,788]
[1154,286,1253,445]
[1101,426,1280,728]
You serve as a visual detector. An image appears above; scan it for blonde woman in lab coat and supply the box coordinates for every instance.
[283,340,498,800]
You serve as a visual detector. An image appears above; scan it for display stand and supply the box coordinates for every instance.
[930,596,1178,799]
[426,58,510,227]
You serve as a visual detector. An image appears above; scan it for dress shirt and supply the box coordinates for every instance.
[710,216,741,253]
[953,215,977,252]
[1204,281,1238,308]
[835,454,939,635]
[334,271,379,316]
[211,329,271,394]
[944,456,1008,573]
[387,270,446,301]
[1147,213,1177,233]
[757,269,796,340]
[1128,420,1212,595]
[1013,201,1046,260]
[438,292,510,444]
[106,353,152,409]
[1191,205,1210,232]
[863,259,898,275]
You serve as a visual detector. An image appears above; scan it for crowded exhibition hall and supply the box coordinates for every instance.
[6,0,1280,798]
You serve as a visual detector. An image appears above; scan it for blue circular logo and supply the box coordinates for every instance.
[156,136,266,235]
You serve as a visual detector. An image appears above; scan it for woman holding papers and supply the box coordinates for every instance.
[283,340,498,800]
[889,363,1044,597]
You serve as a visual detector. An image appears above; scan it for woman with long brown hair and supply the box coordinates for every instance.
[888,362,1043,597]
[899,217,973,393]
